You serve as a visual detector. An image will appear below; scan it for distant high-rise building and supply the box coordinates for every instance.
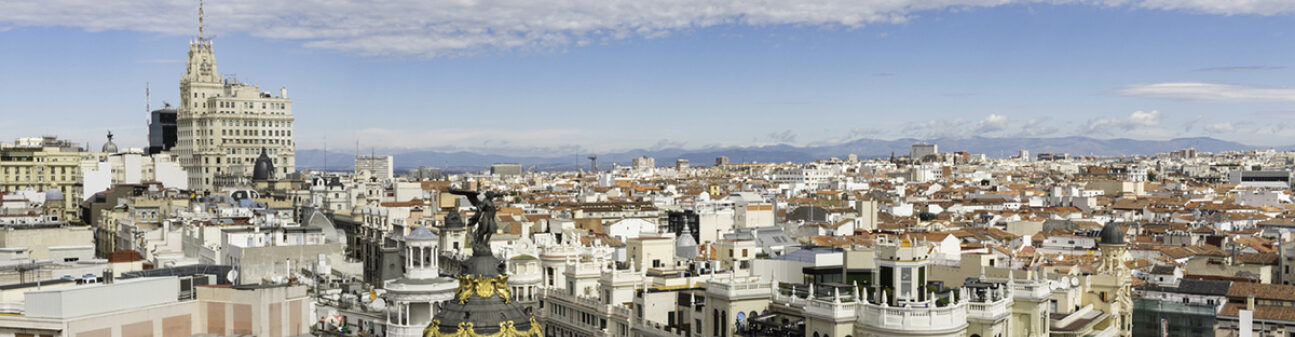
[632,156,655,171]
[410,166,445,180]
[847,153,858,162]
[176,6,294,191]
[147,104,178,155]
[1172,147,1198,159]
[1037,152,1070,161]
[910,143,937,161]
[1019,149,1030,161]
[675,159,690,171]
[715,156,730,166]
[490,163,523,176]
[355,155,393,181]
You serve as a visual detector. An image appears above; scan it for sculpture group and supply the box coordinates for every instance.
[448,188,504,254]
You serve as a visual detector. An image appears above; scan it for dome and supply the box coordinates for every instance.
[407,225,439,241]
[1099,222,1125,245]
[675,226,699,260]
[44,188,64,201]
[252,148,275,181]
[429,254,538,337]
[101,131,118,153]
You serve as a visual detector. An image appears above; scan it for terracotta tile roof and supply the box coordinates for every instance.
[1237,253,1278,265]
[1227,282,1295,302]
[1220,303,1295,323]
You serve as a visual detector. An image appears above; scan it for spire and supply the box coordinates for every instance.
[198,0,206,42]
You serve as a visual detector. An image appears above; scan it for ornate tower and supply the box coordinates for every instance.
[425,191,541,337]
[385,226,457,337]
[175,0,295,191]
[177,0,224,190]
[1094,222,1132,336]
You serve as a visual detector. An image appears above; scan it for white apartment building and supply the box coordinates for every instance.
[176,36,295,191]
[633,156,656,171]
[772,168,832,186]
[356,155,395,181]
[80,152,188,198]
[911,143,938,160]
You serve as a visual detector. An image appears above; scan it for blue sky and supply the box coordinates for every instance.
[1,1,1294,155]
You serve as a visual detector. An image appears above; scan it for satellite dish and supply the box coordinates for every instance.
[1070,277,1079,286]
[226,269,239,284]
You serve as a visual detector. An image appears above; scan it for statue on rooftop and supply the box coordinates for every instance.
[448,188,503,254]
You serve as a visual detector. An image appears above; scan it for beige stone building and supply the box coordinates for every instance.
[0,276,311,337]
[176,34,295,192]
[0,136,93,220]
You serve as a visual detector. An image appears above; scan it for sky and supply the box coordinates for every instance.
[1,0,1294,156]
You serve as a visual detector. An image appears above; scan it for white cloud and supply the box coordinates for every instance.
[906,118,965,139]
[761,130,797,144]
[971,114,1009,134]
[328,127,588,156]
[905,114,1009,138]
[1202,121,1235,134]
[2,1,1294,57]
[1083,110,1162,134]
[1117,82,1295,102]
[1131,0,1295,15]
[1015,117,1059,137]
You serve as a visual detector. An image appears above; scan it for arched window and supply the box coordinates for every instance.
[713,310,720,337]
[721,310,728,337]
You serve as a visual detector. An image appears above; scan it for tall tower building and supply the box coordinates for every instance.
[176,3,295,191]
[1092,222,1133,336]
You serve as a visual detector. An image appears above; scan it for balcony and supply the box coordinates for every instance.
[706,276,771,300]
[540,288,633,318]
[803,299,856,321]
[633,320,688,337]
[387,324,423,337]
[856,301,968,334]
[1013,281,1052,301]
[966,297,1012,322]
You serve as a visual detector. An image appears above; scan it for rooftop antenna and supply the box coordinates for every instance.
[588,155,598,173]
[197,0,206,42]
[145,82,150,125]
[323,136,328,172]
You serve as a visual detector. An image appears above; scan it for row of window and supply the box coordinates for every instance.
[1,175,75,182]
[214,100,287,110]
[220,129,292,137]
[2,166,77,174]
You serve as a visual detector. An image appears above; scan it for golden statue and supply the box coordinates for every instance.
[493,275,512,304]
[455,275,512,304]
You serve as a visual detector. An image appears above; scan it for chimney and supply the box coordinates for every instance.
[1247,295,1256,311]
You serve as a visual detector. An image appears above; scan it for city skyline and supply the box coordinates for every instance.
[2,1,1294,155]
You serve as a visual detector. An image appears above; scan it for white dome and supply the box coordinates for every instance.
[44,188,64,200]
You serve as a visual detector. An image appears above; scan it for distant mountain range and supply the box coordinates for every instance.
[296,136,1257,172]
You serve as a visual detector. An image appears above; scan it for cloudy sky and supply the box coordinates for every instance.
[1,0,1293,155]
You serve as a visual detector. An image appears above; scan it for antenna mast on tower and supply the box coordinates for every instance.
[145,82,150,125]
[198,0,206,42]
